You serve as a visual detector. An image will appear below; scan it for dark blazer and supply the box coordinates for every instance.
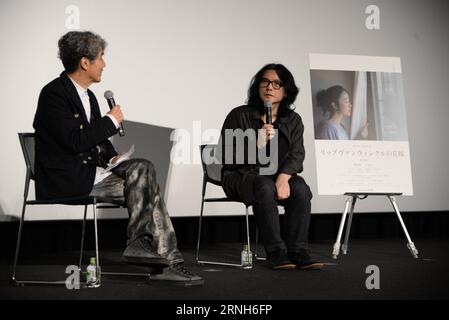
[219,104,306,204]
[33,72,118,199]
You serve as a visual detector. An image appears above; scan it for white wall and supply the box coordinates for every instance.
[1,0,449,219]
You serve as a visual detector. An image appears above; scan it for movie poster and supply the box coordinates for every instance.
[309,54,413,195]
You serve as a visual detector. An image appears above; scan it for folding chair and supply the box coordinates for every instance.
[11,133,150,286]
[195,144,265,269]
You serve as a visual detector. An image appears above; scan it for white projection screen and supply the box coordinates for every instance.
[1,0,449,220]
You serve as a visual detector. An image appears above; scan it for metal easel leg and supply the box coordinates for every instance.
[342,196,357,255]
[332,196,352,259]
[388,195,419,258]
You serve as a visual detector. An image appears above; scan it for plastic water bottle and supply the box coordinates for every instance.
[241,244,253,269]
[86,257,101,288]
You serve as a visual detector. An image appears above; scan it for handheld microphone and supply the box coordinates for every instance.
[264,100,272,125]
[104,90,125,136]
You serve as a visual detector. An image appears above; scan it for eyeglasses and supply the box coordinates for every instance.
[260,78,283,90]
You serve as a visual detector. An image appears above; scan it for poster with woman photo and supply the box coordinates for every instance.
[309,54,413,195]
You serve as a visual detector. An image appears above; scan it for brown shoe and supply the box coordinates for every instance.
[267,250,296,270]
[288,249,324,270]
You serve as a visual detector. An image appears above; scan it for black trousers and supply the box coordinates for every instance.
[252,175,313,254]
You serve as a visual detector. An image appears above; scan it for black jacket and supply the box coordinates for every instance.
[219,104,306,203]
[33,72,118,199]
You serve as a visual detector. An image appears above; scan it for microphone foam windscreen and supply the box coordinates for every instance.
[264,100,272,108]
[104,90,114,99]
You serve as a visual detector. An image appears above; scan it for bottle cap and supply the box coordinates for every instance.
[90,257,96,265]
[243,244,249,250]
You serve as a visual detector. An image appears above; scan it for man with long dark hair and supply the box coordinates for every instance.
[219,63,323,270]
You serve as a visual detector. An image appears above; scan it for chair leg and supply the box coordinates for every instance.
[254,227,266,261]
[10,200,27,285]
[93,201,100,284]
[196,201,252,268]
[13,199,150,285]
[78,205,88,271]
[195,197,205,262]
[243,206,253,269]
[94,201,151,279]
[11,201,67,285]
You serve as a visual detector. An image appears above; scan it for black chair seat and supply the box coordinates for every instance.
[204,197,242,203]
[26,196,122,206]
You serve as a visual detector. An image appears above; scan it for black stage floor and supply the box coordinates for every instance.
[1,239,448,301]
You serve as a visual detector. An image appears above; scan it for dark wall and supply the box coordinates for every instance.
[1,212,448,262]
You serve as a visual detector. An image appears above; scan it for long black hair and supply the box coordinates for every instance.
[247,63,299,116]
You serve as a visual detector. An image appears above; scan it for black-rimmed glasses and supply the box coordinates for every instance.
[260,78,283,90]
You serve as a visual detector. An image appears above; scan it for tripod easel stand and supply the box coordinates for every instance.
[332,192,419,259]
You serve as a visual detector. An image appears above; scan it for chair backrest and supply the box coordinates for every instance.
[200,144,223,186]
[18,133,35,180]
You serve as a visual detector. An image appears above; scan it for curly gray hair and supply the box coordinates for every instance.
[58,31,107,73]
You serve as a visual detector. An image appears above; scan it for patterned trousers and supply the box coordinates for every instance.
[89,158,183,264]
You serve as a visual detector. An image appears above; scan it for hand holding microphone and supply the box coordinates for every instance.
[104,90,125,136]
[257,100,275,148]
[108,105,124,122]
[264,100,272,125]
[264,100,275,140]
